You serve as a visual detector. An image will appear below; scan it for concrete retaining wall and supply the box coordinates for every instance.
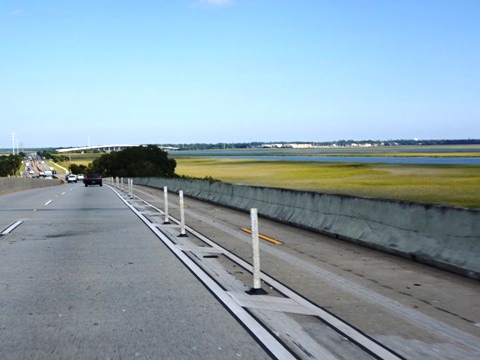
[0,177,62,195]
[134,177,480,280]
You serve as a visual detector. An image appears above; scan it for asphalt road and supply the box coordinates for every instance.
[1,181,479,359]
[0,184,271,359]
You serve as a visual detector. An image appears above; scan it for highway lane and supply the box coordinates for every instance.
[0,184,272,359]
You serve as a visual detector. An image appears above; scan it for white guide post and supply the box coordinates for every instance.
[129,178,133,197]
[250,208,263,293]
[163,186,170,224]
[179,190,187,237]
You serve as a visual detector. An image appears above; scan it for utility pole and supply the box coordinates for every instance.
[11,132,16,155]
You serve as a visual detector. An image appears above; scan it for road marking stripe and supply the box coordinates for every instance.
[44,200,52,206]
[241,227,283,245]
[1,221,24,234]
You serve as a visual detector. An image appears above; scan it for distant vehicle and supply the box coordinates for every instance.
[44,170,53,179]
[66,174,77,183]
[77,174,84,180]
[39,171,45,177]
[29,170,34,175]
[84,173,102,187]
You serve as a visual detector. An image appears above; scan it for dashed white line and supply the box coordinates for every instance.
[1,221,24,234]
[44,200,53,206]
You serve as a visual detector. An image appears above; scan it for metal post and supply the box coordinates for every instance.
[163,186,170,224]
[247,208,266,295]
[178,190,187,237]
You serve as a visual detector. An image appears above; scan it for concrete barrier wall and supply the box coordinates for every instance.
[0,177,62,195]
[134,177,480,280]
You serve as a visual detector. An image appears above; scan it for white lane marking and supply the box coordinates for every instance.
[2,221,24,234]
[61,192,66,195]
[44,200,52,206]
[110,186,296,360]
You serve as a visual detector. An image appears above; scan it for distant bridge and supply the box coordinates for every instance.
[56,144,179,153]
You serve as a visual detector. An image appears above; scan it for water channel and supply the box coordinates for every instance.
[170,148,480,165]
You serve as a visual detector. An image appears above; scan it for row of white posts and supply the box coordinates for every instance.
[111,178,265,294]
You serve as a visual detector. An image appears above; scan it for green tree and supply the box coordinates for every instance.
[89,145,176,178]
[70,164,87,174]
[0,154,23,176]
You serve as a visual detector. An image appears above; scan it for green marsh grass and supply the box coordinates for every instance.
[58,152,103,168]
[174,158,480,208]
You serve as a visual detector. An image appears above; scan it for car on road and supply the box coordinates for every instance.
[77,174,84,180]
[84,173,102,187]
[66,174,77,183]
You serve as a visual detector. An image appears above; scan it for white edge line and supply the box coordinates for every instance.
[44,200,52,206]
[109,186,296,360]
[2,220,24,234]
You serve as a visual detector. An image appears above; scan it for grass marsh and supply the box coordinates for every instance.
[58,152,103,168]
[174,158,480,209]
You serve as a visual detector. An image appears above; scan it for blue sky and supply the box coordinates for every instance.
[1,0,479,148]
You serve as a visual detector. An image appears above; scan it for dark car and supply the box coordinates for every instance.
[84,173,103,187]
